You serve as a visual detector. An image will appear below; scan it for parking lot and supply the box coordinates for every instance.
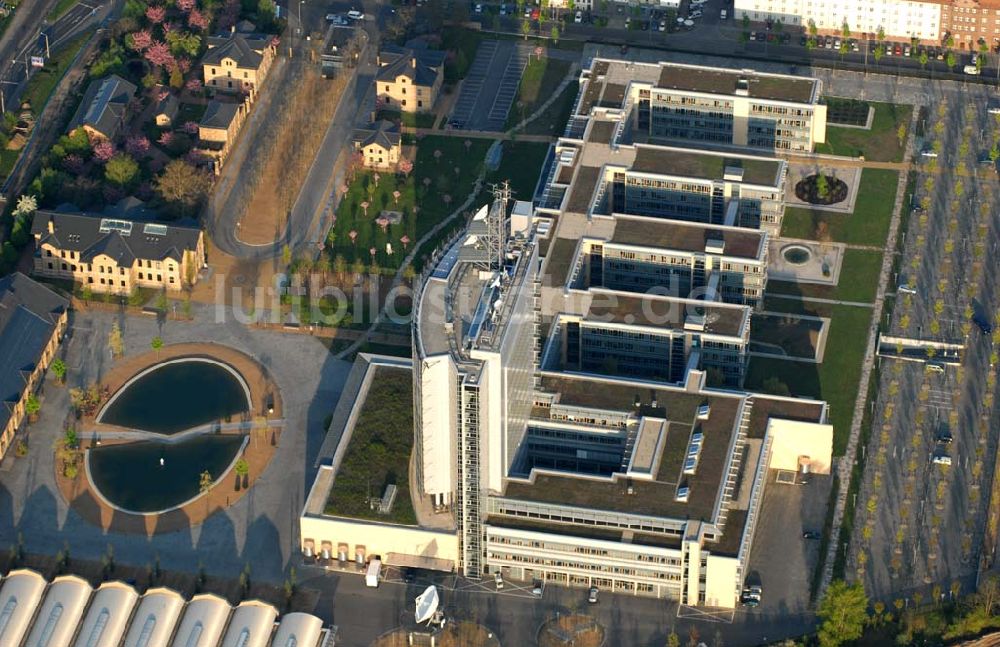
[746,471,832,617]
[448,39,528,131]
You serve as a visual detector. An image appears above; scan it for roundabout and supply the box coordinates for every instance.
[56,342,283,534]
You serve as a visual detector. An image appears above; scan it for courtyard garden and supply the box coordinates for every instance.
[815,101,912,163]
[782,169,899,246]
[326,135,491,274]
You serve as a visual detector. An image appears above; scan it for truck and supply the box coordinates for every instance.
[365,559,382,588]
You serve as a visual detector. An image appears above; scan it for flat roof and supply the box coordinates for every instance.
[609,216,765,260]
[0,569,47,647]
[173,594,231,647]
[747,393,826,438]
[656,63,818,103]
[544,238,579,289]
[73,581,139,647]
[121,587,186,647]
[271,613,324,647]
[630,146,782,187]
[584,293,748,337]
[506,375,745,521]
[565,166,600,213]
[219,600,279,647]
[24,575,92,647]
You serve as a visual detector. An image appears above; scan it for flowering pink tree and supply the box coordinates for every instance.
[176,58,191,73]
[181,121,199,135]
[270,36,280,48]
[126,135,150,157]
[158,131,174,147]
[144,41,175,68]
[360,201,370,217]
[397,157,412,177]
[177,0,195,12]
[339,184,349,198]
[422,177,431,190]
[63,154,84,174]
[92,140,115,163]
[145,5,166,23]
[185,78,202,92]
[188,8,209,30]
[128,29,153,51]
[392,190,401,205]
[369,247,377,259]
[400,235,411,249]
[442,194,452,209]
[348,230,358,244]
[376,216,389,232]
[373,172,381,188]
[433,149,442,164]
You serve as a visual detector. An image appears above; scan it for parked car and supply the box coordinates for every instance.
[499,3,508,14]
[973,312,994,334]
[495,572,504,589]
[964,64,981,75]
[689,9,702,18]
[920,148,938,158]
[575,10,582,22]
[898,283,918,295]
[588,587,599,603]
[932,454,952,466]
[531,7,540,19]
[802,531,821,540]
[936,429,953,443]
[347,9,364,19]
[532,581,544,598]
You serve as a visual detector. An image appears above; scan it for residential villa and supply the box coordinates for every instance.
[202,31,277,99]
[30,211,206,294]
[66,74,137,142]
[0,273,68,460]
[198,99,248,173]
[154,92,179,127]
[376,45,445,113]
[352,120,401,170]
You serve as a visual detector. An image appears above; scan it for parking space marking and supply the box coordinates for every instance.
[677,605,734,623]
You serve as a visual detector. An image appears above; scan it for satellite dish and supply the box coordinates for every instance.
[415,585,439,624]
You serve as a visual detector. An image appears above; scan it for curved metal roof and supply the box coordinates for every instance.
[171,593,231,647]
[0,569,47,647]
[270,612,324,647]
[73,581,139,647]
[24,575,93,647]
[218,600,277,647]
[121,587,185,647]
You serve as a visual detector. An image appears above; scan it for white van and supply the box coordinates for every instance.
[720,9,727,19]
[964,64,980,75]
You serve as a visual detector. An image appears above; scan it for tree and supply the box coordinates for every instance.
[743,13,751,29]
[105,153,139,186]
[199,470,213,496]
[897,123,907,147]
[817,581,869,647]
[551,25,559,43]
[946,51,956,70]
[841,21,850,39]
[874,44,884,65]
[521,18,531,39]
[235,458,249,489]
[155,160,211,216]
[151,336,163,356]
[919,50,929,68]
[816,173,829,199]
[50,358,66,384]
[877,26,885,42]
[666,629,680,647]
[24,394,40,420]
[108,321,124,358]
[761,376,791,396]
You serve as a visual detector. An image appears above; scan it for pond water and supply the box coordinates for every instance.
[88,435,245,513]
[99,360,249,434]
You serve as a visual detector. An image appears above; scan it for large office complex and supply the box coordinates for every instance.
[302,60,833,609]
[565,59,826,153]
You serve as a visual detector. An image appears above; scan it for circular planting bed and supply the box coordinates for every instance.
[537,614,605,647]
[371,622,500,647]
[781,244,813,266]
[794,173,848,205]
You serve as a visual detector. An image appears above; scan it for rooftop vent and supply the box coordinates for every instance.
[735,76,750,97]
[704,237,725,255]
[723,165,744,182]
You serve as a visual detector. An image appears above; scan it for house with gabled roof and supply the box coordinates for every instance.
[67,74,137,142]
[30,210,206,294]
[0,273,68,459]
[202,31,277,98]
[376,44,445,113]
[352,120,401,170]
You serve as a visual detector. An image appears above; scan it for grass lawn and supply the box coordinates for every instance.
[486,140,550,199]
[505,56,571,130]
[324,367,417,525]
[520,80,577,136]
[815,101,913,163]
[47,0,77,21]
[175,102,208,126]
[766,248,884,304]
[745,301,874,455]
[22,32,90,113]
[327,135,491,271]
[781,169,899,246]
[376,108,436,129]
[749,313,823,359]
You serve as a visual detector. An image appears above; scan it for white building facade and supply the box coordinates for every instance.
[734,0,942,41]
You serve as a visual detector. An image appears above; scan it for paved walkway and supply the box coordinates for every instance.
[819,106,921,592]
[767,293,875,308]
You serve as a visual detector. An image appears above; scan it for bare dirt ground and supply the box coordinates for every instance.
[236,61,350,246]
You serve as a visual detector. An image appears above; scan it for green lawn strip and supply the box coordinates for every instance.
[486,139,550,199]
[324,367,417,525]
[504,56,571,130]
[47,0,77,21]
[745,302,874,455]
[781,168,899,246]
[376,108,435,129]
[520,79,577,136]
[815,101,913,162]
[766,248,884,304]
[328,135,490,271]
[22,32,91,113]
